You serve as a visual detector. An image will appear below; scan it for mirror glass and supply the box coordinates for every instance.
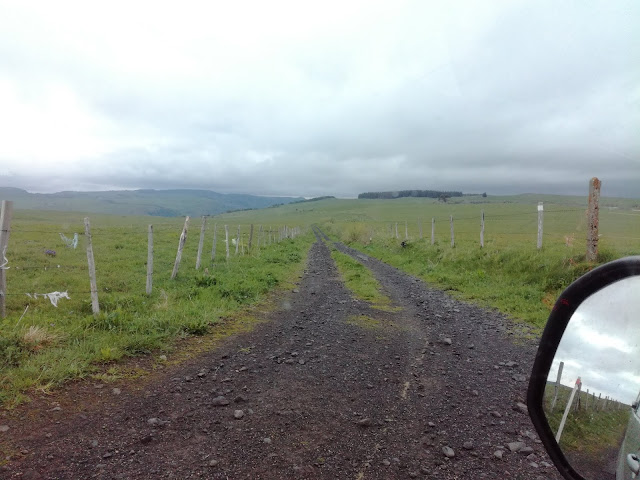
[543,276,640,480]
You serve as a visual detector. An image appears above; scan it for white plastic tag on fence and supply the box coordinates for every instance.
[60,233,79,249]
[0,245,8,270]
[25,291,71,307]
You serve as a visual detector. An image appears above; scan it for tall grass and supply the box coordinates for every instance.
[0,210,312,407]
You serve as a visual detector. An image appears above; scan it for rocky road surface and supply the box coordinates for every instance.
[1,229,562,479]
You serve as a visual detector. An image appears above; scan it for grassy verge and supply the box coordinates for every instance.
[323,223,621,329]
[0,211,313,408]
[328,246,398,312]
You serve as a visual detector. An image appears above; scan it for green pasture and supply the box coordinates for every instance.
[0,209,312,407]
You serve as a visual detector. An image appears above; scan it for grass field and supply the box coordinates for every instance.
[0,210,312,407]
[1,193,638,406]
[544,382,629,457]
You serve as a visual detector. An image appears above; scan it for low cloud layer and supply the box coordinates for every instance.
[0,0,638,197]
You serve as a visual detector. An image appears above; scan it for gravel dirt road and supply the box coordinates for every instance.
[1,229,563,479]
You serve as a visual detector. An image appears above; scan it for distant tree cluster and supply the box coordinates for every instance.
[358,190,463,200]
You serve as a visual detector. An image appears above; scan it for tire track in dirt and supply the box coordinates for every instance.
[1,230,561,479]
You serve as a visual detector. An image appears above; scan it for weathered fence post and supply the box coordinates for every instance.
[431,218,435,245]
[211,223,218,261]
[225,225,230,259]
[84,217,100,315]
[586,177,601,261]
[248,224,254,251]
[146,225,153,295]
[235,226,240,255]
[395,222,399,239]
[574,381,582,411]
[171,216,190,279]
[551,361,564,411]
[556,377,581,443]
[0,200,14,318]
[480,210,485,248]
[537,202,544,250]
[196,216,207,269]
[450,216,454,247]
[405,221,408,240]
[585,388,589,410]
[597,393,602,411]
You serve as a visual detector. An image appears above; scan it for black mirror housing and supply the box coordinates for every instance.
[527,256,640,480]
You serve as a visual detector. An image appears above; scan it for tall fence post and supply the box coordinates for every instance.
[0,200,14,319]
[586,177,601,262]
[537,202,544,250]
[84,217,100,315]
[574,381,582,411]
[431,218,435,245]
[146,225,153,295]
[171,216,190,279]
[248,224,254,251]
[235,226,240,255]
[450,215,454,247]
[395,222,399,239]
[211,223,218,261]
[225,225,230,259]
[551,361,564,411]
[556,377,581,443]
[196,216,207,270]
[405,221,408,240]
[480,210,485,248]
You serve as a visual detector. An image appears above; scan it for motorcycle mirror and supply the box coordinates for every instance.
[528,256,640,480]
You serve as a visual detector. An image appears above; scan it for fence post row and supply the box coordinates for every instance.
[146,225,153,295]
[450,215,454,247]
[431,218,435,245]
[0,200,14,319]
[195,216,207,269]
[480,210,485,248]
[84,217,100,315]
[225,225,230,259]
[551,361,564,411]
[171,216,190,279]
[211,223,218,261]
[537,202,543,250]
[586,177,601,262]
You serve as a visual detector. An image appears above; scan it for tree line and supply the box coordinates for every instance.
[358,190,463,200]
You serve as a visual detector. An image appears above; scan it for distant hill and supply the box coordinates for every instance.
[0,188,304,217]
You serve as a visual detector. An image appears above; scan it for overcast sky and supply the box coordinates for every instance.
[550,276,640,405]
[0,0,638,197]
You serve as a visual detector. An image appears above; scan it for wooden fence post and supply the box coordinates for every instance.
[249,224,254,251]
[211,223,218,261]
[171,216,190,279]
[597,393,602,411]
[395,222,399,239]
[84,217,100,315]
[585,388,589,410]
[556,377,581,443]
[431,218,435,245]
[574,381,582,411]
[235,226,240,255]
[146,225,153,295]
[405,221,408,240]
[586,177,601,261]
[480,210,485,248]
[551,361,564,411]
[537,202,544,250]
[196,216,207,269]
[225,225,230,259]
[450,216,454,247]
[0,200,14,319]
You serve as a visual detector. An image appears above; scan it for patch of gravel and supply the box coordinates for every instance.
[0,229,562,479]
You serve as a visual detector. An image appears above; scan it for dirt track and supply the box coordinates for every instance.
[1,229,562,479]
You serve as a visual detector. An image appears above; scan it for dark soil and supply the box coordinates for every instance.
[0,230,563,479]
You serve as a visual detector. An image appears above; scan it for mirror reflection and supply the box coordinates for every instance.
[543,276,640,480]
